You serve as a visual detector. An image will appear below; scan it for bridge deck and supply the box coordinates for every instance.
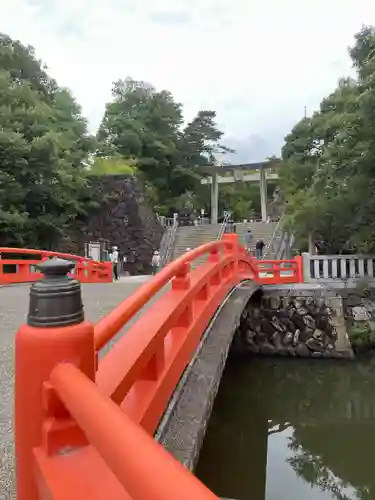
[0,276,154,500]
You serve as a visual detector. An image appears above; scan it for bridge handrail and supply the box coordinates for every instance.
[162,216,178,267]
[94,237,255,350]
[256,257,303,284]
[0,247,112,284]
[94,250,257,427]
[43,362,219,500]
[217,212,230,240]
[263,214,283,259]
[14,236,303,500]
[0,247,90,261]
[16,234,251,500]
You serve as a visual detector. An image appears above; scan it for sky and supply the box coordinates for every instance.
[2,0,375,162]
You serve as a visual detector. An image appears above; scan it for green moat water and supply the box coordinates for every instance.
[196,356,375,500]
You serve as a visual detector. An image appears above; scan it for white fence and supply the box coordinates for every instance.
[302,253,375,285]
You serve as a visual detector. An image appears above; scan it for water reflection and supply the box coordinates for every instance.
[195,356,375,500]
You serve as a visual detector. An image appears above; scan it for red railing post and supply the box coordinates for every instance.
[294,255,304,283]
[222,233,240,277]
[15,258,96,500]
[208,245,221,285]
[172,262,193,328]
[172,262,191,291]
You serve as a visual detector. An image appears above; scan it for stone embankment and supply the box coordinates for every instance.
[342,290,375,354]
[61,174,163,274]
[232,287,354,358]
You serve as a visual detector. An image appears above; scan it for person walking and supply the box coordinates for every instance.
[255,239,265,260]
[151,250,161,275]
[110,246,119,281]
[244,229,253,253]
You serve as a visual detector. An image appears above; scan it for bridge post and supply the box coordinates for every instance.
[295,255,304,283]
[15,258,96,500]
[222,233,240,276]
[210,171,219,224]
[302,252,311,282]
[260,166,268,222]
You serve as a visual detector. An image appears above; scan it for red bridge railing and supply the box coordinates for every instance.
[0,247,112,284]
[255,257,303,284]
[14,234,303,500]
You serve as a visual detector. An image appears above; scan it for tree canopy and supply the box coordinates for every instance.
[0,33,283,250]
[0,33,94,248]
[280,25,375,253]
[97,77,233,216]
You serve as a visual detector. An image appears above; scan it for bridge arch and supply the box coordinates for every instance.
[14,234,302,500]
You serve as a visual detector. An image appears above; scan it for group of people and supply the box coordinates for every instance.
[108,245,162,281]
[108,228,265,283]
[244,229,265,259]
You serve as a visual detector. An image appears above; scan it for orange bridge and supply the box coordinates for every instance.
[11,234,303,500]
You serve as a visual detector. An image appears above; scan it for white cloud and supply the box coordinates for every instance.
[2,0,375,158]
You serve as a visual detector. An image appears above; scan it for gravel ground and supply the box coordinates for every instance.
[0,275,159,500]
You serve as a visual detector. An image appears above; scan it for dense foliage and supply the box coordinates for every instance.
[280,26,375,253]
[88,155,137,177]
[0,32,295,250]
[0,33,94,248]
[96,78,233,216]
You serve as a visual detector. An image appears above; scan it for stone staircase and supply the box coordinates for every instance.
[172,224,221,264]
[171,222,278,265]
[233,222,277,255]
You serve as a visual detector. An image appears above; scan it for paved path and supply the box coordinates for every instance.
[0,276,155,500]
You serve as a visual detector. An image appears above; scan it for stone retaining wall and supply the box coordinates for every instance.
[232,287,354,359]
[61,175,163,274]
[342,291,375,353]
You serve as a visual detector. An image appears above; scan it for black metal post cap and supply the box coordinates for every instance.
[27,257,84,328]
[37,257,75,277]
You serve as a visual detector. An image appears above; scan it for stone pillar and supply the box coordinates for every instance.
[302,252,312,282]
[325,295,354,356]
[211,172,219,224]
[308,233,314,254]
[260,167,267,222]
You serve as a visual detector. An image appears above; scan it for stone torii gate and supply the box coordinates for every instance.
[200,160,280,224]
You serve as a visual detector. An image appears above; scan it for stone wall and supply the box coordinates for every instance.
[232,287,354,359]
[60,175,163,274]
[86,175,163,274]
[342,291,375,354]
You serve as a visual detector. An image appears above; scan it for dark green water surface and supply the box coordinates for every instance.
[195,356,375,500]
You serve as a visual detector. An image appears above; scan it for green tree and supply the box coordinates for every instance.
[168,109,232,215]
[97,78,183,202]
[280,26,375,253]
[0,33,94,248]
[88,155,137,177]
[97,78,230,215]
[181,110,232,165]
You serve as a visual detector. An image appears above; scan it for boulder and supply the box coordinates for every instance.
[295,343,311,357]
[259,341,277,355]
[352,306,370,322]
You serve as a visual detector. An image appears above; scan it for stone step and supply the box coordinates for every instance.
[170,222,277,262]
